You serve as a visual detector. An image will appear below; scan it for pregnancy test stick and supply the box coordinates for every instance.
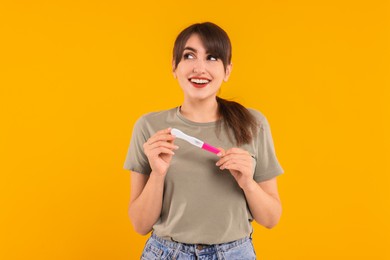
[170,128,220,154]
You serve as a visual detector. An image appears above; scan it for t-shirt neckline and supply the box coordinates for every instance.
[175,106,221,127]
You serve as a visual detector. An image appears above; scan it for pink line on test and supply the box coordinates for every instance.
[201,143,220,154]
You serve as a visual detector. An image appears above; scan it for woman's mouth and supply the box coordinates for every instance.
[189,78,211,88]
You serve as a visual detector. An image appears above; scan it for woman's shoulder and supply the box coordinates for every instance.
[137,107,177,121]
[133,107,178,129]
[246,107,267,123]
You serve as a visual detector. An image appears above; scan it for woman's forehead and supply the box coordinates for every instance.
[184,34,214,54]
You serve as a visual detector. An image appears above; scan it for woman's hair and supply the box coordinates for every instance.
[173,22,232,71]
[173,22,258,146]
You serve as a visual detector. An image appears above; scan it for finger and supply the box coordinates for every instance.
[147,133,176,145]
[149,146,175,156]
[149,132,175,142]
[222,162,251,173]
[145,146,175,157]
[218,158,250,170]
[216,154,251,166]
[216,147,226,157]
[219,153,251,161]
[224,148,250,156]
[148,127,175,143]
[145,141,179,151]
[156,127,173,135]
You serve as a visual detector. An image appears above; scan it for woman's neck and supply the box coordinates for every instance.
[180,99,220,123]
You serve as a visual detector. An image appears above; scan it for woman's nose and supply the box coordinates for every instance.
[192,59,206,74]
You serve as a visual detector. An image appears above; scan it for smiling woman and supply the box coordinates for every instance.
[173,33,230,105]
[124,22,284,259]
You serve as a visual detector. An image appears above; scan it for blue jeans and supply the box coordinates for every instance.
[140,233,256,260]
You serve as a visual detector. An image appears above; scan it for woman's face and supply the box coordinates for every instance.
[173,34,232,102]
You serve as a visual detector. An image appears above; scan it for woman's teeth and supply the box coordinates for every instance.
[190,78,210,84]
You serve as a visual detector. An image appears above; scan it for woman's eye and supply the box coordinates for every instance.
[183,53,194,59]
[207,55,218,61]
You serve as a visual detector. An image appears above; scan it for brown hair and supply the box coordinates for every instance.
[173,22,258,146]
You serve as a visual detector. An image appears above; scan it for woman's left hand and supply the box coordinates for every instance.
[216,148,254,189]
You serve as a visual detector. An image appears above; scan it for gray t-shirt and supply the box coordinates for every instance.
[124,107,284,244]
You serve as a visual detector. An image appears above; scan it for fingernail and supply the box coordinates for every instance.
[217,152,222,156]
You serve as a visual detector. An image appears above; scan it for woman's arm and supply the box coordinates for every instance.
[216,148,282,228]
[128,171,165,235]
[128,128,177,235]
[241,177,282,229]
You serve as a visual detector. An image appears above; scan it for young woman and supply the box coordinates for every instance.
[124,22,284,259]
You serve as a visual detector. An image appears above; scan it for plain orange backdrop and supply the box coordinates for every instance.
[1,1,389,259]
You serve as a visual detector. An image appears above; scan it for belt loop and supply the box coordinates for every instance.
[215,244,223,260]
[171,241,181,260]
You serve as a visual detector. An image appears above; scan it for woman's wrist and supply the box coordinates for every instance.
[240,178,258,192]
[150,170,167,180]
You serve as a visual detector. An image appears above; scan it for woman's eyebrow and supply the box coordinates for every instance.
[183,47,197,52]
[183,47,213,55]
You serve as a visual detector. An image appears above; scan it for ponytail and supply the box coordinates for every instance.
[216,96,258,146]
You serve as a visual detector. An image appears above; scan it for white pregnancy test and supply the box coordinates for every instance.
[170,128,220,154]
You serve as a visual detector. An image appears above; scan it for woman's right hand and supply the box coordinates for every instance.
[143,127,178,176]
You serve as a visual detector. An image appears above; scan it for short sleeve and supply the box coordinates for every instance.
[253,116,284,182]
[123,116,152,174]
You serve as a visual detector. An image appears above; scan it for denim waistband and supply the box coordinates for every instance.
[150,233,251,254]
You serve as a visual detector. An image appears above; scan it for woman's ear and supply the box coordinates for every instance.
[172,60,177,79]
[224,63,233,82]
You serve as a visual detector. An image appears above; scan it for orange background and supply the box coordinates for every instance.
[1,1,389,259]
